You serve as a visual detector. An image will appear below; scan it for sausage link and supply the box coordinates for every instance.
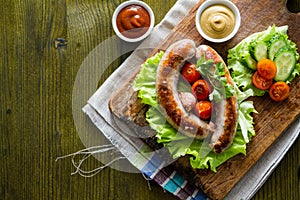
[196,45,238,153]
[156,39,213,139]
[156,40,238,153]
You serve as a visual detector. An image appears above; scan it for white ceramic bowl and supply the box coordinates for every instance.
[112,0,155,42]
[195,0,241,43]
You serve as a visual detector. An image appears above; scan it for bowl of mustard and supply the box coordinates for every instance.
[195,0,241,43]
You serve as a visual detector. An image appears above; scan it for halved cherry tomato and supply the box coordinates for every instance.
[194,101,212,120]
[257,59,277,80]
[181,62,201,83]
[269,82,290,102]
[252,71,273,90]
[191,79,210,100]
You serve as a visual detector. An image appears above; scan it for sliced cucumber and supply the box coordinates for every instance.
[241,53,257,70]
[274,48,296,81]
[268,38,287,60]
[250,41,268,61]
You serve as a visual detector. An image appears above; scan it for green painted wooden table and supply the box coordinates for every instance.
[1,0,299,199]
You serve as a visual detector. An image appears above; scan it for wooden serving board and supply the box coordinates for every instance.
[109,0,300,199]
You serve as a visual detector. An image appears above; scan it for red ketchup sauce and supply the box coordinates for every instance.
[116,4,151,39]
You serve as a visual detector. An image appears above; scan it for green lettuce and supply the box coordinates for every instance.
[133,51,164,107]
[146,105,254,172]
[133,52,256,172]
[228,25,300,96]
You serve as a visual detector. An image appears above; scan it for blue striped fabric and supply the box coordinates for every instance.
[140,152,207,200]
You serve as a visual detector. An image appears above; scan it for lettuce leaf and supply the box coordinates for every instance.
[229,60,266,96]
[238,101,257,143]
[133,51,164,107]
[133,52,257,172]
[146,106,252,172]
[228,25,300,95]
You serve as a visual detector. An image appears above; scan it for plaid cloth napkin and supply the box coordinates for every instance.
[81,0,300,199]
[83,104,206,200]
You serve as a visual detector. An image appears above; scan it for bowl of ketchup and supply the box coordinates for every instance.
[112,0,155,42]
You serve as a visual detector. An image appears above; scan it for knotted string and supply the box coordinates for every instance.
[55,144,125,177]
[56,145,155,191]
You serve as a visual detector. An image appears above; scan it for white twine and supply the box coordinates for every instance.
[142,173,153,191]
[56,144,126,177]
[56,145,155,190]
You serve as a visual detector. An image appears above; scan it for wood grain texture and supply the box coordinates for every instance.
[109,0,300,199]
[0,0,299,200]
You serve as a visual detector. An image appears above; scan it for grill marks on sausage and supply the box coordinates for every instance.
[156,40,238,153]
[213,98,237,153]
[157,84,183,125]
[157,52,184,125]
[197,45,238,153]
[156,40,212,139]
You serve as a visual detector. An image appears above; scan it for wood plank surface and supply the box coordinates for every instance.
[0,0,299,200]
[109,0,300,199]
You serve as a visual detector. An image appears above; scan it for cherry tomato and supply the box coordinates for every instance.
[257,59,277,80]
[191,79,210,100]
[252,71,273,90]
[269,82,290,102]
[194,101,212,120]
[181,62,201,83]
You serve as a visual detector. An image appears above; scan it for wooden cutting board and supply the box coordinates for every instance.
[109,0,300,199]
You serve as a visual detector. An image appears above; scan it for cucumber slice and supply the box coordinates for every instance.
[274,48,296,81]
[241,53,257,70]
[254,42,268,61]
[268,38,287,60]
[250,41,268,61]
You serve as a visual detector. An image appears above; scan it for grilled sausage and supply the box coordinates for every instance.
[178,92,196,112]
[156,39,238,153]
[156,39,213,139]
[196,45,238,153]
